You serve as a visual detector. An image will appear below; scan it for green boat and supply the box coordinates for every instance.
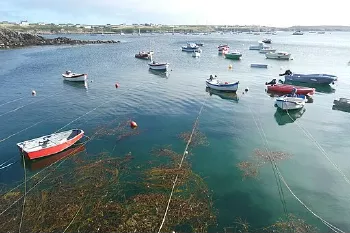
[225,52,242,60]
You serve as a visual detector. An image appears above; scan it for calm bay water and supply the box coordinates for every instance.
[1,31,350,231]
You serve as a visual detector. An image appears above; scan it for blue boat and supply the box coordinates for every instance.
[280,70,337,85]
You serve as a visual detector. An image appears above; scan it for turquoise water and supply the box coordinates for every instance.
[1,31,350,231]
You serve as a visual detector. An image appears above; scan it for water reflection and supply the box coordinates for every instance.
[148,69,170,78]
[274,108,306,126]
[282,81,335,94]
[205,87,239,102]
[23,144,86,171]
[63,80,89,90]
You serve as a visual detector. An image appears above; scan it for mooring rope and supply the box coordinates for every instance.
[157,97,207,233]
[0,120,44,144]
[0,97,26,108]
[249,106,344,233]
[18,153,27,233]
[286,110,350,186]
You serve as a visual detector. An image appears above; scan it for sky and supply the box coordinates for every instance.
[1,0,349,27]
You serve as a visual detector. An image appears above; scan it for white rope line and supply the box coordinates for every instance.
[157,98,207,233]
[62,203,84,233]
[18,153,27,233]
[0,97,26,107]
[249,106,344,233]
[286,111,350,185]
[0,162,15,170]
[0,120,44,144]
[0,91,65,118]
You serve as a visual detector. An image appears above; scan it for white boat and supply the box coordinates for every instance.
[292,30,304,35]
[249,41,264,50]
[62,71,87,82]
[205,76,239,92]
[148,61,169,71]
[251,63,268,68]
[266,51,291,60]
[182,43,200,52]
[259,47,277,54]
[192,51,201,57]
[317,31,326,34]
[275,95,306,110]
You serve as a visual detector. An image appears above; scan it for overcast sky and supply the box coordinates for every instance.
[1,0,349,27]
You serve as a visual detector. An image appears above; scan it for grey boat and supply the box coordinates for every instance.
[279,70,337,85]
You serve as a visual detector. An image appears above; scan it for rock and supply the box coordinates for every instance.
[0,28,121,49]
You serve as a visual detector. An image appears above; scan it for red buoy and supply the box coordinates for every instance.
[115,83,119,88]
[130,121,138,129]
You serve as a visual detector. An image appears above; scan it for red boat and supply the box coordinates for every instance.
[135,51,152,60]
[17,129,84,160]
[267,84,315,95]
[27,144,86,171]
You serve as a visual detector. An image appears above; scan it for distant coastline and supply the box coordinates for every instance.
[1,22,350,35]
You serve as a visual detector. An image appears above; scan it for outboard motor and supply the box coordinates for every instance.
[279,69,292,76]
[265,79,277,85]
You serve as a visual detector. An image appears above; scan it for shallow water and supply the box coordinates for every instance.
[1,31,350,231]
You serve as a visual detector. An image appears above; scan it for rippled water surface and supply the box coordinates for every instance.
[1,32,350,231]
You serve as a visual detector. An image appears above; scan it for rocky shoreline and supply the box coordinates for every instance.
[0,28,120,49]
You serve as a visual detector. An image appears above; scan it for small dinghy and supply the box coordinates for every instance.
[266,51,291,60]
[251,63,268,68]
[62,71,87,82]
[332,98,350,113]
[206,75,239,92]
[266,79,315,95]
[17,129,84,160]
[148,61,169,71]
[225,51,242,60]
[135,51,152,60]
[275,90,307,110]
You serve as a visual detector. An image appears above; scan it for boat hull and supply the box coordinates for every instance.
[17,129,84,160]
[259,49,276,54]
[225,53,242,60]
[275,96,306,110]
[266,53,291,60]
[284,74,337,84]
[148,63,169,71]
[206,80,239,92]
[267,84,315,95]
[251,63,268,68]
[62,74,87,82]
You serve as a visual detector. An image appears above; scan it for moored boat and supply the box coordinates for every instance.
[206,75,239,92]
[275,94,307,110]
[218,44,229,54]
[62,71,87,82]
[249,41,264,50]
[148,61,169,71]
[251,63,268,68]
[135,51,152,60]
[17,129,84,160]
[266,51,291,60]
[266,82,315,95]
[262,38,272,44]
[225,51,242,60]
[279,70,337,85]
[292,30,304,35]
[259,47,276,54]
[182,43,200,52]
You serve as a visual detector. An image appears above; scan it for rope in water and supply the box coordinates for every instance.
[0,97,26,108]
[18,153,27,233]
[0,121,44,144]
[286,110,350,186]
[157,97,208,233]
[249,106,344,233]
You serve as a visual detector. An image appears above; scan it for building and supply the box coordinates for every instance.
[20,20,29,26]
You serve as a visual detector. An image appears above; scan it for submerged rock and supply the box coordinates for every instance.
[0,28,120,49]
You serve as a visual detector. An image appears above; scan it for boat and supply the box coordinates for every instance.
[192,51,201,57]
[26,144,85,171]
[262,38,272,44]
[251,63,268,68]
[182,43,200,52]
[218,44,229,53]
[148,61,169,71]
[279,70,337,85]
[135,51,152,60]
[292,30,304,35]
[17,129,84,160]
[317,31,326,34]
[254,32,261,35]
[332,98,350,113]
[266,80,315,95]
[259,47,277,54]
[205,75,239,92]
[225,51,242,60]
[195,43,204,47]
[266,51,291,60]
[249,41,264,50]
[275,94,307,110]
[62,71,87,82]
